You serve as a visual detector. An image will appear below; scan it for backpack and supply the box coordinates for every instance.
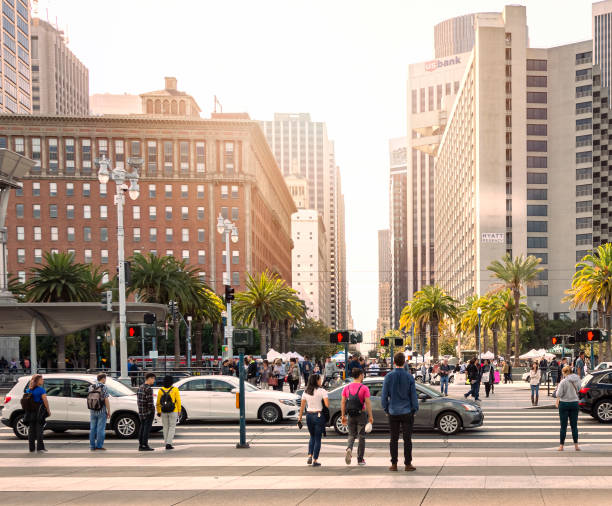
[21,389,38,412]
[87,385,104,411]
[346,384,364,416]
[160,387,176,413]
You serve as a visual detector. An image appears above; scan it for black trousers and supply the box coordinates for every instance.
[27,415,45,452]
[288,379,299,393]
[138,415,154,448]
[484,382,492,397]
[389,412,414,466]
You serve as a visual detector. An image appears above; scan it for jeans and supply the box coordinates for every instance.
[347,412,367,460]
[465,380,480,400]
[138,414,154,448]
[389,412,414,465]
[89,408,107,449]
[161,412,177,445]
[306,412,325,460]
[559,401,579,444]
[531,384,540,404]
[27,413,45,452]
[440,375,449,395]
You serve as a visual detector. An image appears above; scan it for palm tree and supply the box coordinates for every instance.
[24,252,98,371]
[232,270,302,355]
[565,244,612,361]
[81,265,108,369]
[459,295,490,354]
[400,285,458,361]
[192,287,224,365]
[486,290,533,358]
[488,254,543,365]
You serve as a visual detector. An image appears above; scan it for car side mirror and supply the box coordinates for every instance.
[418,393,429,401]
[231,388,238,394]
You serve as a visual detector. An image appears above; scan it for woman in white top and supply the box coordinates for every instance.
[529,361,541,406]
[298,374,329,467]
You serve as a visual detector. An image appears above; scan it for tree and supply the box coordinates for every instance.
[291,319,336,360]
[565,243,612,361]
[459,295,490,355]
[400,285,458,361]
[488,254,543,365]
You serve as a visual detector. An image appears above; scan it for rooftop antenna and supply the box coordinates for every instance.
[214,95,222,114]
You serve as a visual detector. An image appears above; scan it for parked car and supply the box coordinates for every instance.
[298,377,483,436]
[172,375,299,424]
[594,362,612,372]
[578,370,612,423]
[0,373,161,439]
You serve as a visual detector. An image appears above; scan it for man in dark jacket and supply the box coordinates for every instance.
[464,358,481,402]
[137,373,156,451]
[246,356,258,385]
[347,355,362,377]
[381,352,419,472]
[539,358,548,384]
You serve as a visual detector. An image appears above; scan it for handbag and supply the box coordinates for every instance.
[268,376,278,387]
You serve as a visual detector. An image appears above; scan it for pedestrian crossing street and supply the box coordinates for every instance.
[1,404,611,502]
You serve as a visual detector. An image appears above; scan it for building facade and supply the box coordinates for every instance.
[0,0,32,113]
[2,113,295,295]
[31,18,89,115]
[291,209,329,324]
[434,5,595,317]
[434,13,486,58]
[593,1,612,89]
[377,229,392,339]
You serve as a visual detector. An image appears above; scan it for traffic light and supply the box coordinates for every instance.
[100,290,112,312]
[144,312,156,325]
[551,336,559,345]
[168,301,179,320]
[576,328,602,343]
[393,337,404,347]
[330,330,350,344]
[117,261,132,286]
[127,325,141,339]
[225,285,235,302]
[380,338,390,346]
[350,330,363,344]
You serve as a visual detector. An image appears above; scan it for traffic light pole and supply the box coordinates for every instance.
[344,343,348,380]
[225,227,234,359]
[236,349,249,449]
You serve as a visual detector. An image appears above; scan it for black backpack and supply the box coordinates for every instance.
[21,390,38,412]
[160,387,176,413]
[346,384,364,416]
[87,385,104,411]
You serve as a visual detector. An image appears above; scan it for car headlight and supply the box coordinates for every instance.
[462,403,479,412]
[279,399,297,406]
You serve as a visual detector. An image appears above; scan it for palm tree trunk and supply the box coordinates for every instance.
[88,326,97,370]
[493,325,499,358]
[506,314,512,357]
[195,322,203,367]
[259,321,266,356]
[273,321,281,351]
[513,290,521,367]
[57,335,65,371]
[284,320,291,352]
[432,318,439,361]
[174,315,180,368]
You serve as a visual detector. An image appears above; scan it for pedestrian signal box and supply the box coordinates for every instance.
[127,326,141,339]
[393,338,403,347]
[551,336,559,345]
[330,331,350,344]
[380,338,389,346]
[575,328,602,343]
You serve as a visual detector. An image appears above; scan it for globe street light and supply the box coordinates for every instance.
[217,214,238,358]
[95,155,142,380]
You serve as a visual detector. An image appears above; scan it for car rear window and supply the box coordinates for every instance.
[597,372,612,385]
[582,374,593,388]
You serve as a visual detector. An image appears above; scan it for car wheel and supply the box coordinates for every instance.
[437,411,461,435]
[595,400,612,423]
[260,403,281,424]
[113,413,140,438]
[12,414,28,440]
[178,407,187,425]
[333,413,349,435]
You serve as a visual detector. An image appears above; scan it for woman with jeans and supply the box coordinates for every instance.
[25,374,50,453]
[555,365,581,451]
[297,374,329,467]
[529,361,541,406]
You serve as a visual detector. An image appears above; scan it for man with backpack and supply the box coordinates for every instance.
[156,375,181,450]
[88,373,110,451]
[341,367,373,466]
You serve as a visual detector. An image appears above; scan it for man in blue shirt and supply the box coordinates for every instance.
[382,352,419,472]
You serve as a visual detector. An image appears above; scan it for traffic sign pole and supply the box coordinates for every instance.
[236,349,249,449]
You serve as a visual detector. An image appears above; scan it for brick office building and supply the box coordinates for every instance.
[2,113,296,293]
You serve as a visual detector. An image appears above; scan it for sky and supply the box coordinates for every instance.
[39,0,593,332]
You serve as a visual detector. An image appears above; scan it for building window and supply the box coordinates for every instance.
[197,207,204,220]
[17,248,25,263]
[576,118,592,131]
[165,206,172,220]
[196,141,205,172]
[15,183,23,197]
[98,139,108,157]
[149,184,156,198]
[101,250,109,264]
[133,228,141,242]
[575,51,592,64]
[224,141,234,174]
[576,101,592,114]
[163,141,173,175]
[66,182,74,196]
[165,184,172,198]
[133,206,140,220]
[179,141,189,172]
[33,227,41,241]
[527,156,547,168]
[49,182,57,197]
[83,183,90,197]
[99,183,107,197]
[48,138,58,173]
[17,271,25,283]
[84,250,92,264]
[232,272,239,286]
[50,227,58,241]
[534,253,548,264]
[527,189,547,200]
[527,140,547,152]
[34,249,42,264]
[527,205,547,216]
[576,168,592,180]
[49,204,57,218]
[16,226,24,240]
[231,207,239,220]
[14,136,24,155]
[576,134,592,147]
[83,205,91,219]
[197,250,205,264]
[221,207,228,219]
[114,139,124,168]
[67,227,75,242]
[165,228,173,242]
[527,237,547,248]
[100,228,108,242]
[31,137,41,170]
[197,228,205,242]
[576,84,592,98]
[526,124,547,136]
[32,204,40,219]
[526,59,547,71]
[181,228,189,242]
[150,228,157,242]
[231,185,239,199]
[65,139,75,173]
[84,227,91,242]
[576,233,592,245]
[66,205,74,219]
[16,203,24,218]
[527,285,548,297]
[197,185,204,199]
[527,92,547,103]
[221,185,228,199]
[147,141,157,174]
[576,152,592,164]
[576,217,592,229]
[81,139,92,174]
[526,108,547,119]
[181,206,188,219]
[149,206,157,220]
[527,172,547,184]
[181,184,188,198]
[232,250,239,265]
[526,75,547,87]
[32,182,40,196]
[100,205,108,219]
[576,184,592,197]
[576,200,592,213]
[182,250,189,261]
[131,140,141,157]
[527,221,547,232]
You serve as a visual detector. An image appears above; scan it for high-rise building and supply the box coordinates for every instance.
[261,113,348,328]
[30,18,89,115]
[406,52,469,304]
[434,5,594,317]
[389,138,408,328]
[434,12,490,58]
[377,229,392,339]
[593,1,612,89]
[0,0,32,114]
[291,209,329,324]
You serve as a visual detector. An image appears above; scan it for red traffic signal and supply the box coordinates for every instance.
[551,336,558,345]
[576,328,602,343]
[127,326,141,338]
[380,338,389,346]
[587,331,595,342]
[329,331,350,344]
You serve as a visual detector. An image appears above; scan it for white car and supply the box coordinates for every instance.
[173,375,299,424]
[594,362,612,372]
[1,373,161,440]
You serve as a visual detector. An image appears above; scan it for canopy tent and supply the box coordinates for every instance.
[478,351,495,360]
[331,351,347,361]
[266,348,283,361]
[287,351,304,361]
[519,348,555,360]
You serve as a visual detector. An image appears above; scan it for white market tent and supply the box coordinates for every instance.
[519,348,555,360]
[287,351,305,361]
[266,348,283,361]
[331,351,347,361]
[478,351,495,360]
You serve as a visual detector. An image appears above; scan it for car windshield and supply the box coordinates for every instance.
[582,374,593,388]
[223,377,258,392]
[418,383,442,398]
[105,378,136,397]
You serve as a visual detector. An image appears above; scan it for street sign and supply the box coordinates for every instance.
[224,326,234,338]
[233,329,254,346]
[149,350,158,359]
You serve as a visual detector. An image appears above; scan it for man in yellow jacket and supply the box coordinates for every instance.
[156,375,181,450]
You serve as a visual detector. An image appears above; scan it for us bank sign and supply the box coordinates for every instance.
[425,56,461,72]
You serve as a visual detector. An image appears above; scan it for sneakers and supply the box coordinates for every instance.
[96,448,107,451]
[389,464,398,472]
[138,446,154,452]
[405,464,416,472]
[345,448,352,465]
[307,456,313,465]
[312,462,321,467]
[37,448,48,453]
[166,444,174,450]
[358,459,366,466]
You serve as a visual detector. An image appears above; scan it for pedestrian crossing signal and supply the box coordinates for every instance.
[127,326,141,339]
[380,338,389,346]
[575,328,602,343]
[330,331,350,344]
[551,336,558,345]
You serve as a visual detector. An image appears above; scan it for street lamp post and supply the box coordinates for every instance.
[96,155,141,380]
[217,214,238,359]
[477,307,482,363]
